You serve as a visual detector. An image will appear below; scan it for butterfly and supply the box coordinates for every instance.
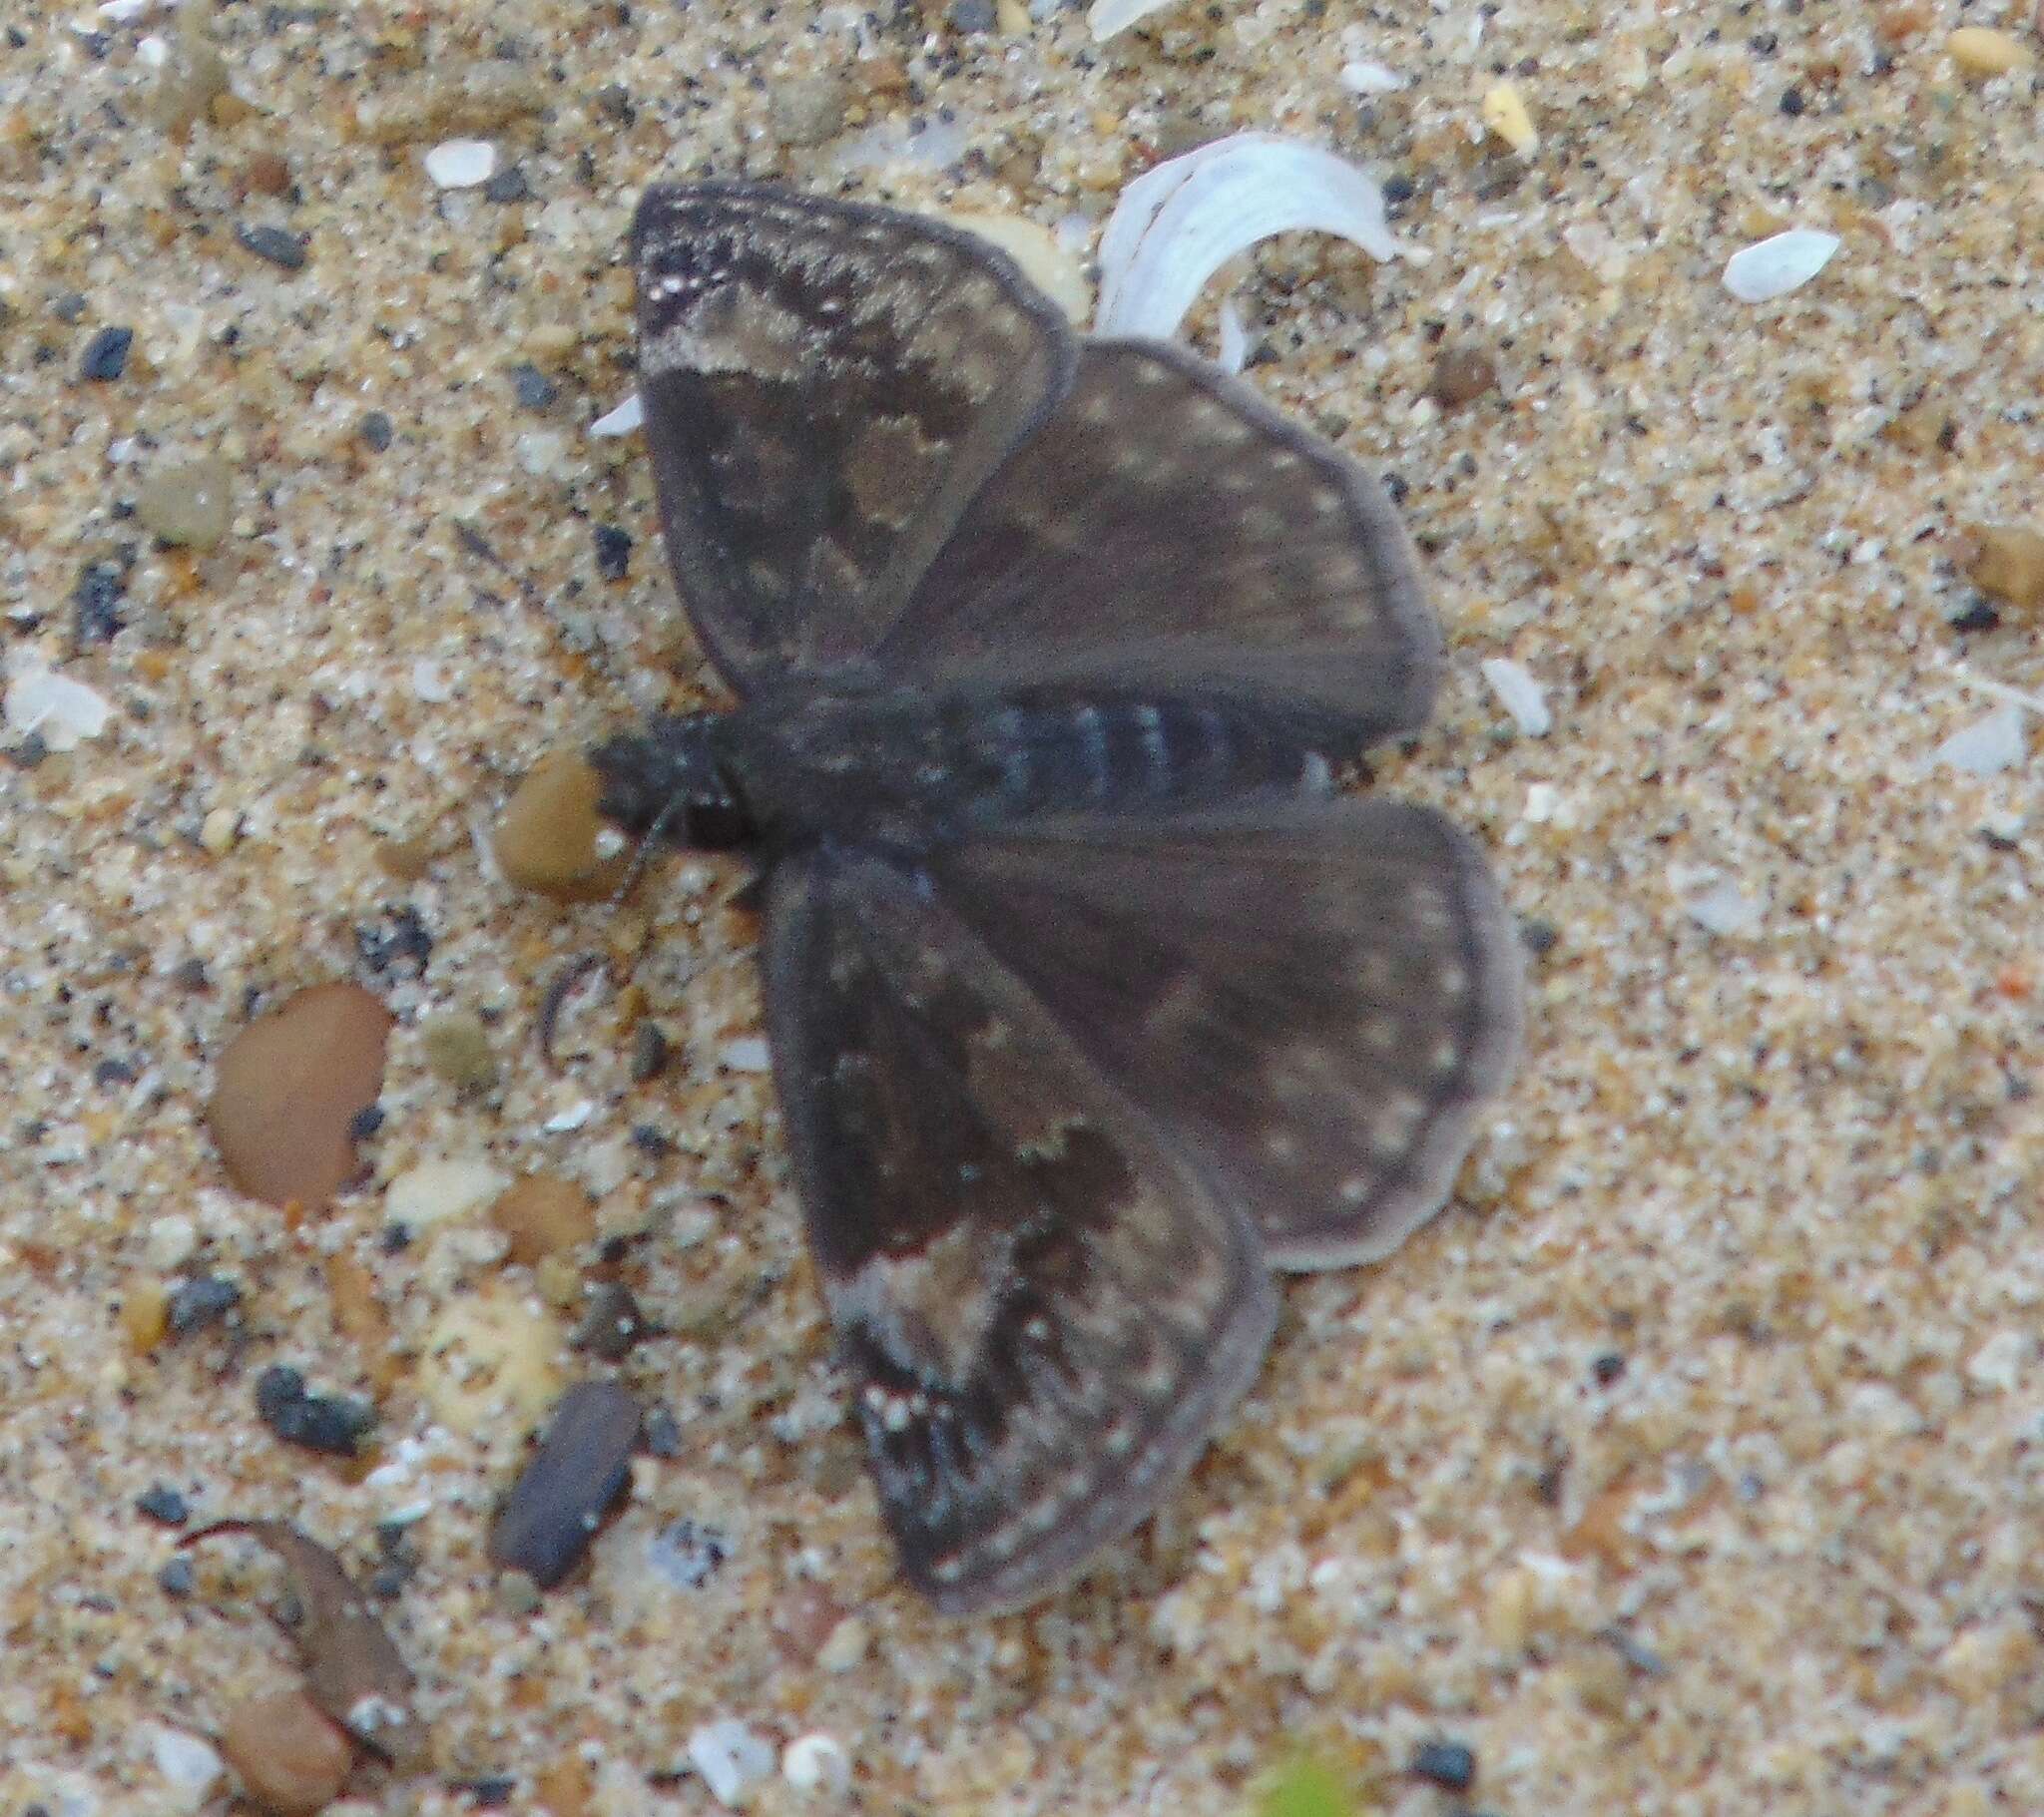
[588,183,1523,1614]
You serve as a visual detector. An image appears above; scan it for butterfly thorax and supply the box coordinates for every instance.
[697,681,1342,855]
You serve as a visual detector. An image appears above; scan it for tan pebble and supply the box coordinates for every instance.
[996,0,1031,30]
[1431,345,1499,408]
[490,1173,596,1265]
[532,1754,594,1816]
[375,832,437,881]
[494,750,628,901]
[420,1010,497,1092]
[199,805,241,855]
[219,1689,353,1816]
[768,73,849,148]
[1481,81,1539,154]
[816,1613,870,1673]
[122,1280,171,1353]
[417,1289,564,1434]
[148,40,230,133]
[1947,26,2034,76]
[1959,523,2044,612]
[136,455,234,551]
[207,984,391,1208]
[940,212,1091,321]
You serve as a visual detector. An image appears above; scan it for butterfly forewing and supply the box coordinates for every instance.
[926,797,1523,1268]
[764,848,1278,1612]
[877,339,1440,749]
[634,185,1078,690]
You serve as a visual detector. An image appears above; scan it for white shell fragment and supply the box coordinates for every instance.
[782,1732,852,1797]
[1095,132,1399,340]
[1216,296,1249,374]
[1932,705,2026,776]
[423,139,498,190]
[1339,60,1407,97]
[1088,0,1176,39]
[1480,658,1552,736]
[590,392,645,437]
[5,660,113,752]
[1671,866,1763,937]
[1722,228,1840,302]
[690,1719,777,1808]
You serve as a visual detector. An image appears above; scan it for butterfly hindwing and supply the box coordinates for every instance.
[878,338,1440,750]
[634,184,1079,691]
[925,794,1524,1268]
[763,847,1278,1613]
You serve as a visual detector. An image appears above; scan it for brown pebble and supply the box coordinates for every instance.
[489,1172,596,1265]
[121,1280,171,1353]
[1959,523,2044,614]
[420,1010,497,1092]
[219,1689,353,1816]
[207,984,391,1208]
[136,454,234,551]
[1431,345,1498,409]
[184,1520,425,1764]
[244,151,291,197]
[493,750,629,901]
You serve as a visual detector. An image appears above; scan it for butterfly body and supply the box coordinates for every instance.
[593,182,1524,1613]
[599,683,1345,861]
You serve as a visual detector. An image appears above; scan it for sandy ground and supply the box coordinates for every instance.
[4,1,2043,1813]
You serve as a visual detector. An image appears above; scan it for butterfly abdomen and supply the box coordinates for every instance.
[719,684,1333,851]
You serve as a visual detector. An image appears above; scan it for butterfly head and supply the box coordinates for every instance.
[587,712,753,853]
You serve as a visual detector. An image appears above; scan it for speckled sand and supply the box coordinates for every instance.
[4,2,2043,1813]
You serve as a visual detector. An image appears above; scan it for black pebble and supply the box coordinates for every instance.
[629,1020,670,1082]
[73,563,127,645]
[236,223,310,270]
[167,1274,243,1334]
[1382,173,1416,209]
[135,1482,191,1526]
[1411,1740,1477,1793]
[1519,916,1560,958]
[642,1405,684,1459]
[483,165,531,205]
[574,1282,648,1361]
[1948,601,2000,635]
[256,1363,376,1456]
[80,326,134,382]
[489,1380,642,1589]
[1779,86,1805,117]
[352,1104,388,1141]
[593,523,633,582]
[1591,1351,1627,1385]
[356,905,434,976]
[10,732,50,770]
[357,410,394,452]
[510,362,557,410]
[464,1777,517,1809]
[157,1557,197,1598]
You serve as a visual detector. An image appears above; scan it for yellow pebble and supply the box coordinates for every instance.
[199,805,241,855]
[1947,26,2034,77]
[1481,80,1539,155]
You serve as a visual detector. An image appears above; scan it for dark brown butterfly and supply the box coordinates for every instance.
[590,183,1522,1614]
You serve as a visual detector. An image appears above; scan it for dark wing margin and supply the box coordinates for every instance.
[877,337,1440,750]
[634,184,1079,692]
[925,795,1523,1269]
[763,848,1277,1614]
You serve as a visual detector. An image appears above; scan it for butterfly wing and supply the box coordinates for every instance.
[764,846,1278,1614]
[634,184,1078,691]
[877,338,1439,750]
[923,795,1523,1269]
